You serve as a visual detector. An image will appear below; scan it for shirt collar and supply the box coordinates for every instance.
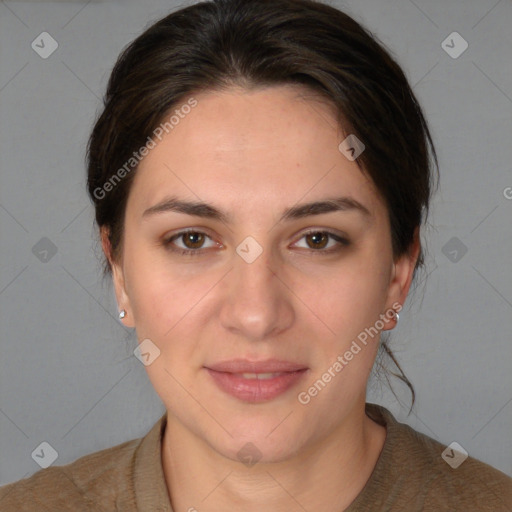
[133,411,173,511]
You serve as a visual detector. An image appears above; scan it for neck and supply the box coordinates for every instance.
[161,403,386,512]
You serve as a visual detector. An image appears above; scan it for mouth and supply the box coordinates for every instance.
[236,372,292,379]
[204,359,309,403]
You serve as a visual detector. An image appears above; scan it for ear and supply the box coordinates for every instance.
[101,227,135,328]
[382,226,421,330]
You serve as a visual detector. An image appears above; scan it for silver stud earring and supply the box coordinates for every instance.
[119,309,126,320]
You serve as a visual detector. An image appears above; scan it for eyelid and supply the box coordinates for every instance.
[293,228,350,250]
[164,228,221,251]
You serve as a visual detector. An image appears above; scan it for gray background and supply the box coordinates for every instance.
[1,0,511,487]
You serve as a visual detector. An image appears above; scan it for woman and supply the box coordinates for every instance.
[1,0,511,510]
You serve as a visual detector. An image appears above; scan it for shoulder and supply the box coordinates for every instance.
[0,436,142,511]
[362,403,512,511]
[398,422,512,510]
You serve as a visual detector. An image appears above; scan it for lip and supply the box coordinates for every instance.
[206,358,308,373]
[204,359,309,403]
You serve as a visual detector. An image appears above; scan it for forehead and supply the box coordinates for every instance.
[127,85,384,221]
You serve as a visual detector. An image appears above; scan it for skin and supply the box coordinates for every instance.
[102,84,420,511]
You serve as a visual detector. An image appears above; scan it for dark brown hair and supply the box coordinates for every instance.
[86,0,439,412]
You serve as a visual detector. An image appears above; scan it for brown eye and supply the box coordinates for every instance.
[305,232,329,249]
[164,229,349,257]
[294,230,350,254]
[181,231,206,249]
[164,230,217,256]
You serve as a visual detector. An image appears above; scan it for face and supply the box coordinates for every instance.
[105,85,418,463]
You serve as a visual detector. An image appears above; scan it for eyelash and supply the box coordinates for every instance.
[163,229,350,257]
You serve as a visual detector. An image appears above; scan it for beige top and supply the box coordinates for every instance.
[1,403,511,511]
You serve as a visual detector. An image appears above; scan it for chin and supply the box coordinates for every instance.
[217,435,299,466]
[202,415,310,466]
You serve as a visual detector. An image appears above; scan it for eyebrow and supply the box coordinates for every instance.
[142,195,371,224]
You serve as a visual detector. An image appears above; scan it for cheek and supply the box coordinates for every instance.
[298,255,390,398]
[306,257,390,337]
[299,269,386,401]
[123,242,225,350]
[127,267,199,339]
[123,243,180,335]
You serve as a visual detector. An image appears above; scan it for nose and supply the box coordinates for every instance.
[218,244,294,342]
